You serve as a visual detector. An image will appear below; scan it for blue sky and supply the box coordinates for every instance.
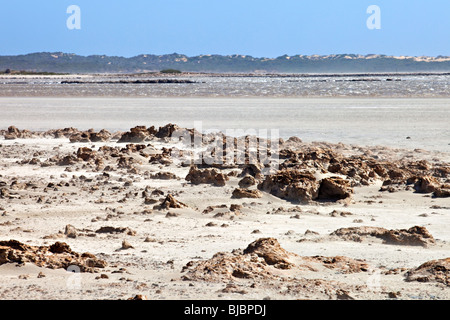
[0,0,449,57]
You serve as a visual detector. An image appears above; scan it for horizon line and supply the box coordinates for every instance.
[1,51,450,60]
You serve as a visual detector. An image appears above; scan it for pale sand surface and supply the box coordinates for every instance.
[0,97,449,154]
[0,133,449,300]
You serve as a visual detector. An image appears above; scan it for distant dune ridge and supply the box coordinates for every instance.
[1,52,450,74]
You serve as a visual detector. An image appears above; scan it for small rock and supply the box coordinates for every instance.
[128,295,148,300]
[121,240,134,250]
[336,290,355,300]
[220,284,248,295]
[230,204,243,212]
[388,291,401,299]
[64,224,78,238]
[238,175,256,189]
[304,230,319,236]
[232,188,262,199]
[165,212,180,218]
[205,222,217,227]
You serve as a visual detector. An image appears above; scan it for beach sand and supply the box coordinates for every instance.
[0,125,449,300]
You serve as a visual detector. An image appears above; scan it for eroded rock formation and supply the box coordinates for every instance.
[0,240,106,272]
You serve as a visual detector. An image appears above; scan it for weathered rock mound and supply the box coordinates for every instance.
[317,177,353,200]
[0,240,106,272]
[413,176,450,198]
[257,169,353,202]
[307,256,369,274]
[238,175,257,189]
[154,194,187,210]
[257,169,320,203]
[70,129,111,143]
[382,226,436,247]
[405,258,450,286]
[185,166,229,187]
[232,188,262,199]
[243,238,296,268]
[181,238,370,283]
[278,146,450,198]
[156,123,182,139]
[3,126,33,140]
[118,126,157,143]
[95,226,136,236]
[331,226,435,247]
[182,251,274,282]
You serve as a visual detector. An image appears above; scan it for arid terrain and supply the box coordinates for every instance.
[0,124,449,300]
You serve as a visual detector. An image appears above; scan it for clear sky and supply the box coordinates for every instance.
[0,0,449,58]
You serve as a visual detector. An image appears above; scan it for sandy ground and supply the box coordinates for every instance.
[0,132,449,300]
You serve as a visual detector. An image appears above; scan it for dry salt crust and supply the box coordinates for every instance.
[0,136,449,300]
